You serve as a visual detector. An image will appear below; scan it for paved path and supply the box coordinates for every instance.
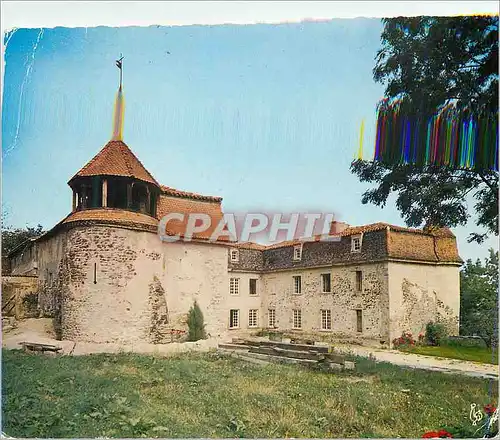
[333,344,498,380]
[1,318,219,356]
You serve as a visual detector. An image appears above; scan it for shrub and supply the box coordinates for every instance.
[392,331,416,348]
[187,301,206,342]
[425,322,448,346]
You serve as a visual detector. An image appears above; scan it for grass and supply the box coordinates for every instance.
[1,349,498,438]
[399,345,498,365]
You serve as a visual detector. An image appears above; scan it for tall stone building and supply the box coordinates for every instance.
[7,67,463,346]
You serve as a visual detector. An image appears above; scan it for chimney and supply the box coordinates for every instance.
[330,221,349,235]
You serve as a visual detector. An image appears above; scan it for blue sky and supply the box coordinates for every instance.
[2,20,497,261]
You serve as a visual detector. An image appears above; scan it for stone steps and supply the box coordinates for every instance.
[218,338,355,372]
[218,343,250,351]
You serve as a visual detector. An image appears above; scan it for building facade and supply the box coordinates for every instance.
[6,73,463,346]
[7,148,463,346]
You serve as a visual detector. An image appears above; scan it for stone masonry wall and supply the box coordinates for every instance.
[387,262,460,343]
[259,263,389,340]
[36,231,68,320]
[45,225,230,343]
[1,276,39,319]
[160,239,229,340]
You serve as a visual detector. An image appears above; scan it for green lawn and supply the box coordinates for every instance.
[1,349,498,438]
[399,345,498,365]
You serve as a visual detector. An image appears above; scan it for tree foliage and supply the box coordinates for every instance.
[187,300,206,342]
[351,16,499,242]
[460,249,498,348]
[2,224,44,257]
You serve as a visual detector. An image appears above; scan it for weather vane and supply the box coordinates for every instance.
[116,54,124,90]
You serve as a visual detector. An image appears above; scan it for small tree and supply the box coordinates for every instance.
[460,249,498,347]
[187,300,206,342]
[2,223,44,257]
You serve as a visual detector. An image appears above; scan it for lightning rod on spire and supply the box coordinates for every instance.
[112,55,125,141]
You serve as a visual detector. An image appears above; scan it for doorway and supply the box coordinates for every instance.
[356,309,363,333]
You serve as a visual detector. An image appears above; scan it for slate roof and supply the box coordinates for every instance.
[228,223,463,269]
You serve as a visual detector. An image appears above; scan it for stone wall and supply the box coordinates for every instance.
[34,224,230,344]
[160,238,229,340]
[9,241,38,276]
[387,262,460,343]
[36,231,68,320]
[1,276,39,319]
[258,263,389,340]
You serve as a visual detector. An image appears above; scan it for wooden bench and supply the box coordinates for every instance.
[19,342,62,353]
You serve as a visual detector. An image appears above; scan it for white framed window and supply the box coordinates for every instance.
[268,309,276,328]
[293,309,302,329]
[321,309,332,330]
[293,244,303,261]
[249,278,257,296]
[230,278,240,295]
[248,309,258,328]
[355,271,363,292]
[230,249,239,262]
[229,309,240,328]
[293,275,302,294]
[351,234,362,252]
[321,273,331,293]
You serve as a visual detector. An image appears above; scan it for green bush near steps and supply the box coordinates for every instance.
[425,321,448,346]
[187,300,206,342]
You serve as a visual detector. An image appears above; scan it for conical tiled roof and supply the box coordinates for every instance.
[68,140,159,187]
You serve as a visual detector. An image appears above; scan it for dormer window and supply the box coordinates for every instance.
[351,234,362,253]
[230,249,239,262]
[293,244,302,261]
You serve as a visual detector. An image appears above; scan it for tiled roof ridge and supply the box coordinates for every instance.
[234,241,267,250]
[69,140,160,187]
[160,185,223,202]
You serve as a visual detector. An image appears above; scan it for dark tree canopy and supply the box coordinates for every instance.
[351,16,498,242]
[2,224,44,257]
[460,249,498,347]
